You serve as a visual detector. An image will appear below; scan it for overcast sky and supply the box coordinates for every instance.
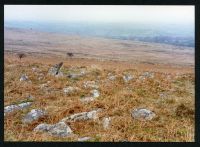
[4,5,194,24]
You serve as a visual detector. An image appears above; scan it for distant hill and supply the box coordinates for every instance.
[4,27,194,66]
[4,21,194,47]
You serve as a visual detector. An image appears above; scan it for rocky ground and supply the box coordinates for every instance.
[4,53,194,142]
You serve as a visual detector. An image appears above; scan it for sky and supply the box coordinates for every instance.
[4,5,194,24]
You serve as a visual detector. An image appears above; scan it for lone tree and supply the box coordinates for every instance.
[17,53,26,60]
[67,52,74,58]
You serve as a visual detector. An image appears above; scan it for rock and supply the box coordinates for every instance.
[159,93,168,99]
[91,89,100,98]
[20,74,28,81]
[138,76,146,81]
[80,96,95,103]
[102,117,111,130]
[40,83,48,89]
[80,89,100,103]
[23,109,46,123]
[61,109,102,122]
[48,62,63,76]
[26,94,34,99]
[32,67,41,73]
[55,71,64,78]
[108,75,116,81]
[67,69,87,79]
[83,81,99,89]
[67,73,83,79]
[138,72,154,81]
[63,86,80,95]
[107,73,116,81]
[78,137,92,142]
[131,108,156,121]
[34,122,73,137]
[4,102,32,116]
[37,73,44,80]
[123,74,134,82]
[143,72,154,78]
[4,105,20,115]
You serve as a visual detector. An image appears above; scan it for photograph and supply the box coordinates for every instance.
[4,5,195,142]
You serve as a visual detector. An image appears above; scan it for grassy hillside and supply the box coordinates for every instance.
[4,54,194,142]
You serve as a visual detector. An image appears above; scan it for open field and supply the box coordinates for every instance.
[4,52,194,141]
[4,27,194,142]
[4,27,194,66]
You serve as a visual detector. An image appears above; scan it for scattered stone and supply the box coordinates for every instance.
[138,72,154,81]
[80,96,96,103]
[40,83,48,89]
[20,74,28,81]
[55,71,64,78]
[61,109,102,122]
[78,137,92,142]
[108,75,116,81]
[102,117,111,130]
[63,86,80,95]
[123,74,134,82]
[34,122,73,137]
[83,81,99,89]
[67,73,83,79]
[80,89,100,103]
[48,62,63,76]
[91,89,100,98]
[4,102,32,116]
[32,67,41,73]
[23,109,46,123]
[138,76,146,81]
[67,68,87,79]
[131,108,156,121]
[26,94,34,99]
[37,73,44,80]
[159,93,168,99]
[143,72,154,77]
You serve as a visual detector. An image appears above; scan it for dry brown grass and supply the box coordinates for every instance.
[4,53,194,142]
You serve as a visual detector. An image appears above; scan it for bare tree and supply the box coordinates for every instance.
[67,52,74,58]
[17,53,26,60]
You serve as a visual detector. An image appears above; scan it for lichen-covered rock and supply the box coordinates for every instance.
[78,137,92,142]
[34,122,73,137]
[4,102,32,116]
[61,109,102,122]
[20,74,28,81]
[131,108,156,121]
[102,117,111,130]
[48,62,63,76]
[63,86,80,95]
[23,109,46,123]
[83,81,99,89]
[123,74,134,82]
